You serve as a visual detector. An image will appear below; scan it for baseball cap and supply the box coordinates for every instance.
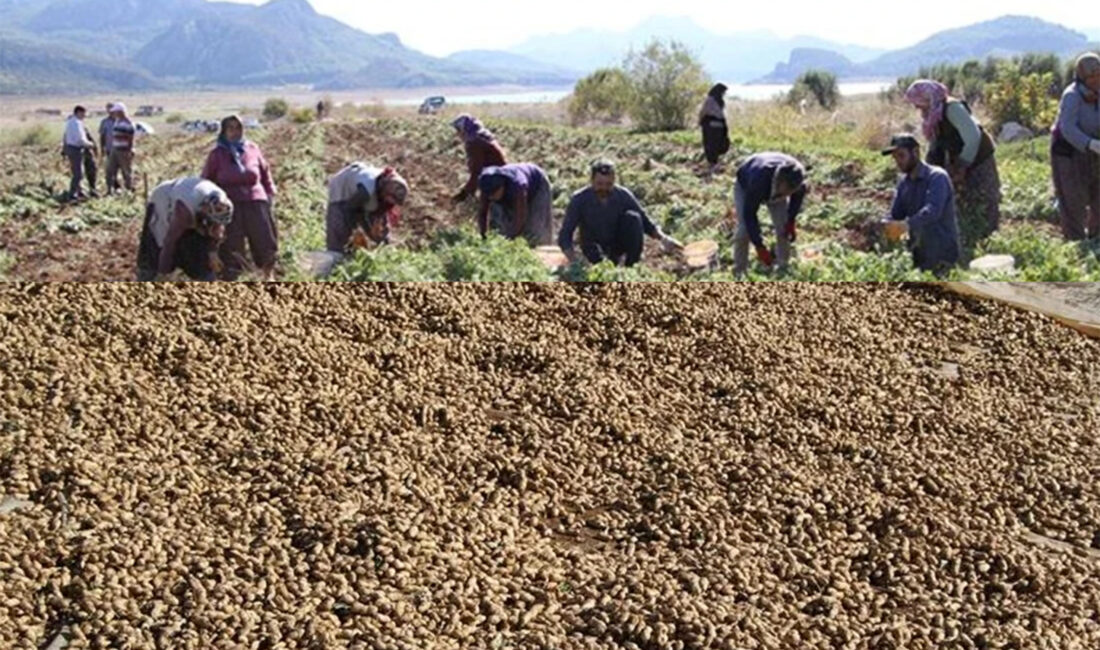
[882,134,920,156]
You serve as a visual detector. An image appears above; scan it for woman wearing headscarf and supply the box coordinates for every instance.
[451,114,507,204]
[905,80,1001,247]
[477,163,554,246]
[1051,53,1100,241]
[201,115,278,281]
[699,84,731,178]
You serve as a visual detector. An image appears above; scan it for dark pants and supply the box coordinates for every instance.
[702,120,730,166]
[107,149,134,192]
[83,148,97,193]
[137,205,216,281]
[581,210,645,267]
[1053,150,1100,241]
[219,200,278,280]
[65,145,88,198]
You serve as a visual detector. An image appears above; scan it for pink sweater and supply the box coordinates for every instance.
[201,142,276,204]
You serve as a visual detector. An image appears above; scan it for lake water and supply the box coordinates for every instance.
[383,82,893,106]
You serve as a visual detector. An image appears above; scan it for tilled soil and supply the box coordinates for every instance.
[0,133,218,283]
[1,283,1099,649]
[324,121,467,250]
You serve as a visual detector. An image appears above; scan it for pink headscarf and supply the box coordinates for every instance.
[905,80,949,142]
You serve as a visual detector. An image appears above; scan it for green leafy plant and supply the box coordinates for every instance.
[289,108,315,124]
[263,98,290,121]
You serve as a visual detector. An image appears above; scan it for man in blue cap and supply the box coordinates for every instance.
[882,134,961,276]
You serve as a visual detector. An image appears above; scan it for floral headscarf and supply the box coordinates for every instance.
[452,114,495,144]
[905,80,950,142]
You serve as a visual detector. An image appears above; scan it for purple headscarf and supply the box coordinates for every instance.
[905,80,950,143]
[452,114,496,144]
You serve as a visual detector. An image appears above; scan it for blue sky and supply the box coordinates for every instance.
[228,1,1095,56]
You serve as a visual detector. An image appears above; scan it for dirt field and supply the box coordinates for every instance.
[2,283,1099,649]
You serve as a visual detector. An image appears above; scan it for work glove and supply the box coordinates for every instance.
[785,220,797,244]
[756,245,774,268]
[660,234,684,253]
[1090,140,1100,156]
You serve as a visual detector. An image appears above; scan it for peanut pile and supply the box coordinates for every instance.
[1,284,1099,649]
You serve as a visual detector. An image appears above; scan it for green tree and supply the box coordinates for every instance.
[568,67,634,126]
[622,40,709,133]
[986,68,1059,131]
[788,69,840,110]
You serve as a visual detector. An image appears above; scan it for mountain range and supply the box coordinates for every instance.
[508,16,886,85]
[756,16,1097,82]
[0,0,578,93]
[0,1,1097,95]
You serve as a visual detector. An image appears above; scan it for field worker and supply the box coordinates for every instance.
[137,177,234,282]
[732,152,807,276]
[477,163,554,246]
[452,114,507,204]
[106,103,137,194]
[882,134,961,276]
[81,122,100,198]
[1051,52,1100,241]
[699,83,731,178]
[61,105,98,200]
[202,114,278,281]
[326,163,409,252]
[559,161,683,267]
[905,80,1000,245]
[98,102,115,160]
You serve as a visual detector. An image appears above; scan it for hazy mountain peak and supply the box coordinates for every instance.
[258,0,317,18]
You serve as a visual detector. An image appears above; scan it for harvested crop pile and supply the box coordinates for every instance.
[2,284,1099,649]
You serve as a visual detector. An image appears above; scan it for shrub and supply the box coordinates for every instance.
[290,108,315,124]
[165,113,184,124]
[263,98,290,121]
[569,67,633,126]
[985,69,1058,131]
[16,124,52,146]
[788,70,840,111]
[623,39,709,133]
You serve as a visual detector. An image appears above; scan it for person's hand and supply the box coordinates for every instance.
[208,251,224,276]
[660,234,685,253]
[1090,140,1100,156]
[756,245,774,268]
[350,228,371,250]
[208,223,227,243]
[785,220,797,244]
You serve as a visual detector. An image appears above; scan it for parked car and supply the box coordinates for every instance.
[418,96,446,115]
[181,120,221,134]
